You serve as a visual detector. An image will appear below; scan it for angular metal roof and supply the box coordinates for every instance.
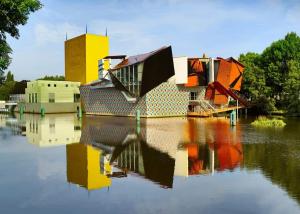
[110,46,170,71]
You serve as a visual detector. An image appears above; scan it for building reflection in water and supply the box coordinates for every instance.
[66,143,112,190]
[65,116,243,190]
[4,113,300,203]
[24,114,81,147]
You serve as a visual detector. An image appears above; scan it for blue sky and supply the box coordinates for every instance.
[6,0,300,80]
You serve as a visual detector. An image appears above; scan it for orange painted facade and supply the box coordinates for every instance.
[216,57,244,91]
[185,75,199,87]
[188,59,204,73]
[204,58,245,105]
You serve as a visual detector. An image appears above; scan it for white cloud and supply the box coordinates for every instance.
[34,22,83,46]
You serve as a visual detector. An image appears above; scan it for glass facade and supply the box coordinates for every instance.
[113,63,143,97]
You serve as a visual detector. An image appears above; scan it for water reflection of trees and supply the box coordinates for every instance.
[242,142,300,203]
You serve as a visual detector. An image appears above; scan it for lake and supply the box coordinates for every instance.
[0,113,299,214]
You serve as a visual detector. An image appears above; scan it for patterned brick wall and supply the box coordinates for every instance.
[80,86,147,116]
[80,82,191,117]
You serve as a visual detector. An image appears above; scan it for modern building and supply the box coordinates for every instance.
[79,45,246,117]
[63,32,247,117]
[19,80,81,113]
[80,46,196,117]
[65,33,109,84]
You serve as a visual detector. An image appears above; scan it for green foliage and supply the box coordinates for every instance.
[283,60,300,115]
[5,71,14,82]
[0,40,11,84]
[260,33,300,101]
[0,0,42,81]
[239,52,271,99]
[0,71,16,100]
[38,75,65,81]
[239,32,300,115]
[251,96,276,115]
[0,80,15,100]
[0,0,42,40]
[251,116,286,128]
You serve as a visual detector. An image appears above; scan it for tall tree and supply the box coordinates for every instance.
[0,39,11,84]
[240,32,300,115]
[260,32,300,101]
[0,0,42,84]
[283,60,300,114]
[5,71,14,82]
[239,52,270,99]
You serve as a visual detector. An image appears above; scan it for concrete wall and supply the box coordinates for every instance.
[173,57,188,84]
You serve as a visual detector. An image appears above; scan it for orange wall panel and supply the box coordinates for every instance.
[214,93,228,105]
[185,75,198,87]
[216,59,231,88]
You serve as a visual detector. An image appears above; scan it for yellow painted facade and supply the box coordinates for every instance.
[66,143,112,190]
[65,34,109,84]
[21,80,81,113]
[25,80,80,103]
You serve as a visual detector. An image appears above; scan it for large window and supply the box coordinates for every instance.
[113,63,143,97]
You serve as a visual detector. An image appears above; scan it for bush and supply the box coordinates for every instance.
[251,116,286,128]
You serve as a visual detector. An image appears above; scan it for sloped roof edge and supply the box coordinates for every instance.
[110,46,171,71]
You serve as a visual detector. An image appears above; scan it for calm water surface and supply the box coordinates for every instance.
[0,113,300,214]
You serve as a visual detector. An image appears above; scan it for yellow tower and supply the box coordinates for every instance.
[64,34,109,84]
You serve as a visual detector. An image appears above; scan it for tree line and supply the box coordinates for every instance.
[239,32,300,115]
